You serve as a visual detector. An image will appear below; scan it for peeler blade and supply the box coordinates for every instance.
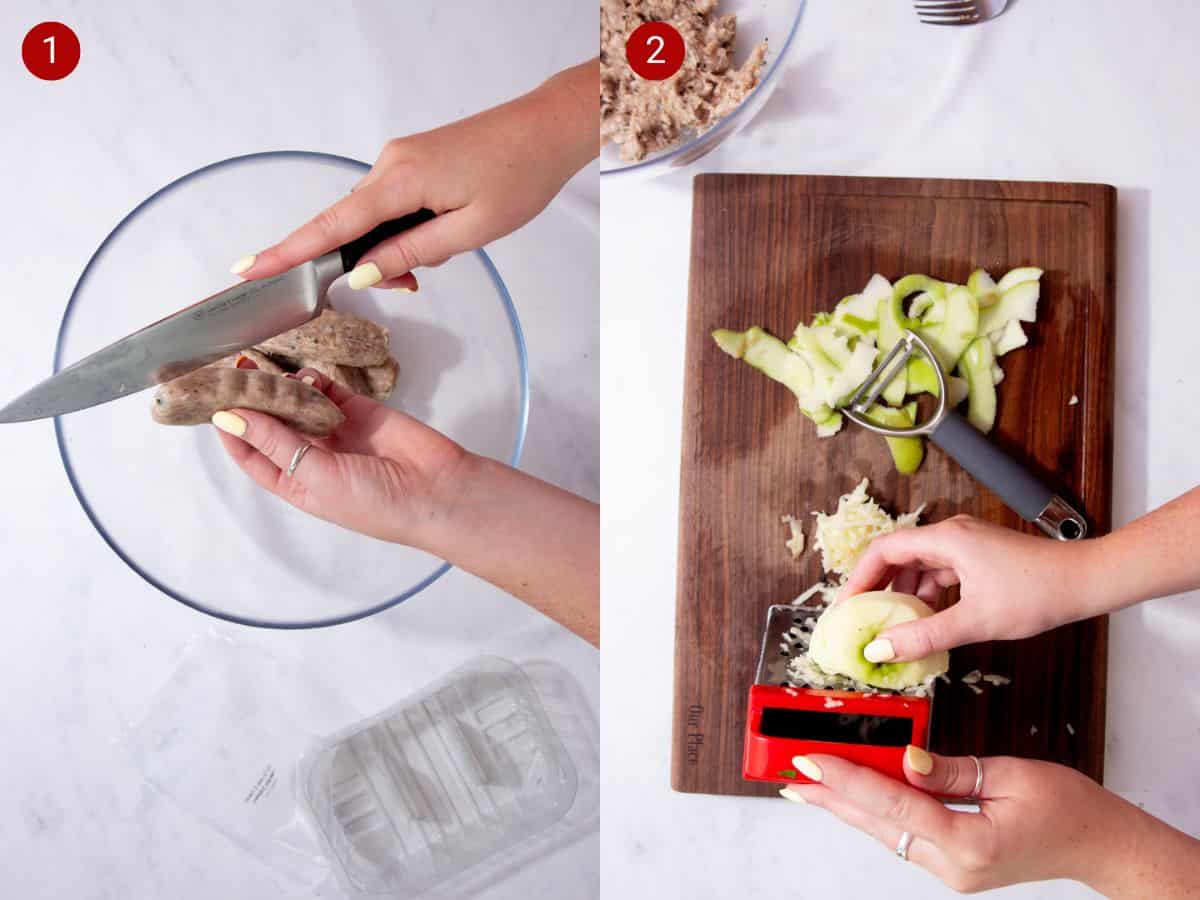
[842,330,947,438]
[850,337,912,414]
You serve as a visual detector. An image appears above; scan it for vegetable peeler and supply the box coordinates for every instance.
[843,329,1088,541]
[743,602,932,786]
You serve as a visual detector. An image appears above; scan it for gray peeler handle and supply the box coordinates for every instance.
[930,411,1088,541]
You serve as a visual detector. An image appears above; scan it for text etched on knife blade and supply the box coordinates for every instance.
[190,273,287,322]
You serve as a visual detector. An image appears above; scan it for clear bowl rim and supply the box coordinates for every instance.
[53,149,531,630]
[599,0,806,179]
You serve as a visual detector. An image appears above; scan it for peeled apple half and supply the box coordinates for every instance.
[808,591,950,691]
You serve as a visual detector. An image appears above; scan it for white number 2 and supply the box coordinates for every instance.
[43,35,55,64]
[646,34,665,64]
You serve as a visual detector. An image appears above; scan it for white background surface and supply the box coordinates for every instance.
[0,2,597,898]
[602,1,1200,898]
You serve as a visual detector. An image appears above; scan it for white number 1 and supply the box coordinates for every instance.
[43,35,55,64]
[646,35,665,64]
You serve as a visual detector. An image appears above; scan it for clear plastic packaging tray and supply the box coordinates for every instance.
[126,640,590,898]
[298,657,578,897]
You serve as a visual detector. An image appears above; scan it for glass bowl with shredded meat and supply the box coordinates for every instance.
[600,0,805,180]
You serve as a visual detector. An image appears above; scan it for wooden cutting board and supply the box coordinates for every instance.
[672,175,1116,797]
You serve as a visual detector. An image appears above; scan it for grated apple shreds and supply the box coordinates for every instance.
[792,582,836,606]
[781,481,931,698]
[812,478,924,582]
[781,514,806,558]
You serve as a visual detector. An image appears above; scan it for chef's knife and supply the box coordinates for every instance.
[0,208,435,423]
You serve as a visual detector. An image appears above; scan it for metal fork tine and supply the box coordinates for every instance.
[914,0,1004,24]
[919,14,981,24]
[913,0,983,24]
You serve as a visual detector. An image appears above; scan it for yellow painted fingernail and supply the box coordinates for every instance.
[211,411,247,437]
[392,286,415,293]
[905,745,934,776]
[791,755,823,783]
[230,254,256,275]
[348,262,383,290]
[864,638,895,663]
[779,786,808,805]
[301,375,316,386]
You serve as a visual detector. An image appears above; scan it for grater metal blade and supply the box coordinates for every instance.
[753,603,824,687]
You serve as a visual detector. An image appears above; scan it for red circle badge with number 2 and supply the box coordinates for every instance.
[22,22,81,81]
[626,22,685,80]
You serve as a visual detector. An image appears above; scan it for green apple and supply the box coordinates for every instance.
[967,268,999,307]
[979,280,1039,336]
[789,323,877,408]
[713,326,828,418]
[918,286,980,373]
[808,591,950,690]
[875,294,909,406]
[864,404,924,475]
[989,318,1029,356]
[958,337,998,433]
[995,266,1043,292]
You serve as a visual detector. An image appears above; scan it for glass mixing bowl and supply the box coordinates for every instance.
[54,152,529,628]
[600,0,806,180]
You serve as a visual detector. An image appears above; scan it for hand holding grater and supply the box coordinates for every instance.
[743,602,933,786]
[843,329,1088,541]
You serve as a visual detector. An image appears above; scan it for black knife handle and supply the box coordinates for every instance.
[338,208,437,272]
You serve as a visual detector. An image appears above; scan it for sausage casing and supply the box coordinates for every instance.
[257,309,389,367]
[363,357,400,402]
[152,368,345,437]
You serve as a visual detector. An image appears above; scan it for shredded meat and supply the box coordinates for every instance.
[600,0,768,162]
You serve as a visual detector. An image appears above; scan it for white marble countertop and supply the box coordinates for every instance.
[602,1,1200,897]
[0,2,597,898]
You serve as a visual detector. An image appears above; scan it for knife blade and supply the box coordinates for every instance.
[0,208,435,423]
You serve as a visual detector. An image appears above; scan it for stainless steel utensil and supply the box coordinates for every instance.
[0,209,434,423]
[843,329,1088,541]
[913,0,1008,26]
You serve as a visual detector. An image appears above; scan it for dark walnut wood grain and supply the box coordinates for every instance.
[672,175,1116,797]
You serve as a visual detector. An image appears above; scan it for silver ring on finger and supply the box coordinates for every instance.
[967,755,984,800]
[895,831,913,861]
[286,441,314,478]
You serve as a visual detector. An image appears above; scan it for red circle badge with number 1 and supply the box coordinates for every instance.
[626,22,685,80]
[22,22,81,81]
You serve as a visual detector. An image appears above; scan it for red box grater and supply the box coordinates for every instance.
[742,602,933,786]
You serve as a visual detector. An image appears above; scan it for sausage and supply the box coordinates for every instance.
[233,348,290,375]
[257,309,389,367]
[265,352,399,403]
[208,348,291,375]
[151,368,345,437]
[363,357,400,402]
[299,358,373,397]
[257,350,374,398]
